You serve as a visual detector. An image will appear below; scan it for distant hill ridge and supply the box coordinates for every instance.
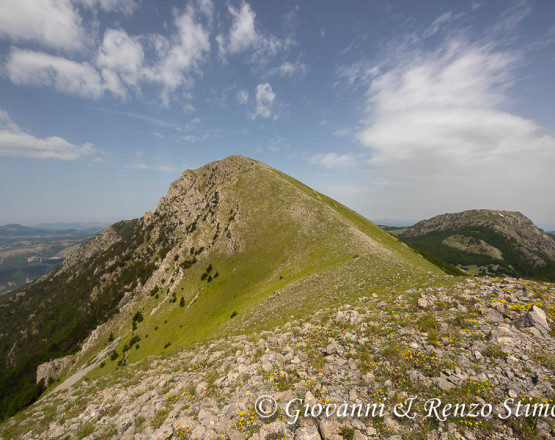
[400,209,555,280]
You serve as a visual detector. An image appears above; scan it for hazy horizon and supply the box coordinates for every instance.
[1,1,554,229]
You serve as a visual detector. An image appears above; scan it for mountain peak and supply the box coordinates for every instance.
[179,155,261,181]
[400,208,555,279]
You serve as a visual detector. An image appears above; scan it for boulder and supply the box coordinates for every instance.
[516,305,550,334]
[295,426,321,440]
[486,325,516,344]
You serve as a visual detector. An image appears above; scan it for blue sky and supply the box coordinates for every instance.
[0,0,554,229]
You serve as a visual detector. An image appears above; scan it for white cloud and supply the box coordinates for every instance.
[0,110,100,160]
[265,61,307,78]
[350,30,555,221]
[356,38,537,171]
[5,4,211,106]
[250,83,275,119]
[310,153,360,170]
[236,89,249,104]
[7,49,104,99]
[217,1,290,65]
[97,29,145,98]
[226,2,257,54]
[144,6,211,106]
[0,0,139,51]
[0,0,84,50]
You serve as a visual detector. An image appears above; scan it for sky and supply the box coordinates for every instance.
[0,0,554,229]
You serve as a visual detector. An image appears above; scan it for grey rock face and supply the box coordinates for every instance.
[36,355,73,384]
[516,305,551,334]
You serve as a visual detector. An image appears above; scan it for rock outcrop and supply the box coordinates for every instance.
[36,356,73,384]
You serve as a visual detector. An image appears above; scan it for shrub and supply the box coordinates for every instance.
[416,314,438,332]
[230,311,238,318]
[339,427,355,440]
[428,332,440,347]
[133,312,144,323]
[110,350,119,361]
[180,297,185,307]
[484,344,506,359]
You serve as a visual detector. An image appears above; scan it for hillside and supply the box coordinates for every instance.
[2,276,554,440]
[400,210,555,281]
[0,155,446,423]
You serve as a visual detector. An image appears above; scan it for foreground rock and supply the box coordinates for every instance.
[1,277,554,440]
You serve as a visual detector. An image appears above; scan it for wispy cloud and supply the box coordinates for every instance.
[77,0,138,16]
[91,107,187,131]
[310,152,361,170]
[236,89,249,105]
[265,61,307,78]
[332,128,351,138]
[249,82,275,119]
[216,1,291,65]
[143,5,211,106]
[124,161,148,170]
[0,109,102,160]
[97,29,145,98]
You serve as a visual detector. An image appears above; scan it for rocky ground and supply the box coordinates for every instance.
[1,276,554,440]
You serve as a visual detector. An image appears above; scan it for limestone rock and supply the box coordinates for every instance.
[36,355,73,384]
[295,426,321,440]
[516,305,551,334]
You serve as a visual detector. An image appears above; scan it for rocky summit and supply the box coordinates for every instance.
[0,157,554,440]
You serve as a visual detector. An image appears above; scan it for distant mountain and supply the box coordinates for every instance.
[400,209,555,280]
[377,224,410,237]
[0,224,52,237]
[32,222,108,232]
[371,218,417,227]
[0,223,104,240]
[548,231,555,240]
[0,225,101,295]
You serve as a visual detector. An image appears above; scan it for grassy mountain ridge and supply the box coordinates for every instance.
[400,209,555,280]
[0,155,448,421]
